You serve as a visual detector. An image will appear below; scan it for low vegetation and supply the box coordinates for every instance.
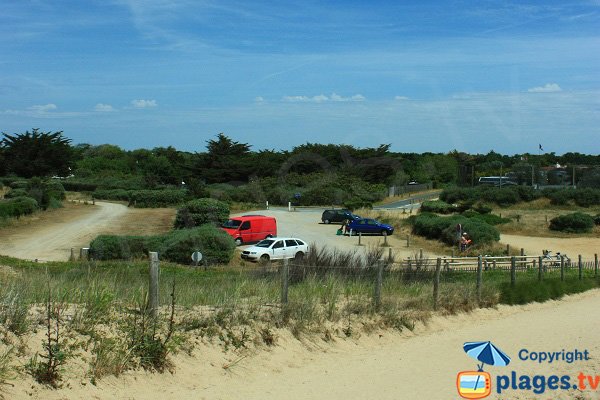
[549,212,595,233]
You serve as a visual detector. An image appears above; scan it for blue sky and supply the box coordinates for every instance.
[1,1,599,154]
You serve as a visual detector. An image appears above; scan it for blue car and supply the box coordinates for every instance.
[347,218,394,236]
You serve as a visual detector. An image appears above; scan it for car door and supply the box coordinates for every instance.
[239,220,251,242]
[285,239,298,258]
[271,240,286,259]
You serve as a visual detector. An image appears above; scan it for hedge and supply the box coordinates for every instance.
[174,198,229,228]
[129,189,187,208]
[420,200,455,214]
[89,225,235,265]
[93,189,132,202]
[549,212,595,233]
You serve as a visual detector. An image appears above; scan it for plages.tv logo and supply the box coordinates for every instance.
[457,341,511,399]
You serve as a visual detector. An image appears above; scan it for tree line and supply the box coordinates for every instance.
[2,129,600,189]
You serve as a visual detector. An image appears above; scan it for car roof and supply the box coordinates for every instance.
[260,237,306,241]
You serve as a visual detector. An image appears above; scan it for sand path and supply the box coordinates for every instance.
[501,234,600,259]
[0,202,129,261]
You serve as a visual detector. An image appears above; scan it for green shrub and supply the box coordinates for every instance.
[89,226,235,265]
[129,189,187,208]
[0,197,38,219]
[420,200,455,214]
[480,187,520,207]
[546,189,573,206]
[90,235,141,260]
[4,189,29,199]
[9,180,28,189]
[160,225,235,265]
[549,212,595,233]
[594,215,600,226]
[472,203,493,214]
[410,213,500,245]
[174,198,229,229]
[573,188,600,207]
[462,210,510,225]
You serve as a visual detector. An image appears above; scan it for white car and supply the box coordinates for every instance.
[241,237,308,263]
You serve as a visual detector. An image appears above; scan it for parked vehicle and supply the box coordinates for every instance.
[321,209,361,224]
[221,215,277,246]
[347,218,394,236]
[241,237,308,263]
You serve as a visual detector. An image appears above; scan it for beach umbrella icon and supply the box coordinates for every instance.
[463,341,511,371]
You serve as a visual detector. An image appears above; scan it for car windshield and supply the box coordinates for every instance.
[255,239,275,248]
[222,219,242,229]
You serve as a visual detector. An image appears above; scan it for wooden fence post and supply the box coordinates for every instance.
[538,256,543,281]
[69,247,76,262]
[595,254,598,278]
[433,258,441,311]
[374,262,384,311]
[510,256,516,287]
[476,255,483,305]
[419,248,423,260]
[578,255,583,280]
[388,247,393,263]
[148,252,160,318]
[358,232,363,246]
[281,258,289,305]
[80,247,89,261]
[560,255,565,281]
[506,244,510,255]
[406,235,410,248]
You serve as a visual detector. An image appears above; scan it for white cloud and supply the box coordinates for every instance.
[94,103,115,112]
[282,93,365,103]
[254,96,264,103]
[394,96,410,101]
[131,99,157,108]
[28,103,57,112]
[527,83,562,93]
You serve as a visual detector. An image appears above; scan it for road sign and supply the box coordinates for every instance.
[191,251,203,263]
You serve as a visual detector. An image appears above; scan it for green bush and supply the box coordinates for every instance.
[573,188,600,207]
[410,213,500,245]
[549,212,595,233]
[594,214,600,226]
[0,197,38,219]
[129,190,187,208]
[159,225,235,265]
[546,189,573,206]
[9,180,29,189]
[4,189,29,199]
[462,210,510,225]
[174,198,229,228]
[89,226,235,265]
[472,203,493,214]
[420,200,455,214]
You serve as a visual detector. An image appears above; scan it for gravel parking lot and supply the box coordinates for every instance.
[233,208,419,260]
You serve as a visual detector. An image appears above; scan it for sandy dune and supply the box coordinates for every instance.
[10,288,600,399]
[501,234,600,259]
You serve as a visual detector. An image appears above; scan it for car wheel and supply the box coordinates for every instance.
[234,238,243,246]
[324,219,330,224]
[294,251,305,261]
[381,230,388,237]
[265,234,273,239]
[259,254,270,264]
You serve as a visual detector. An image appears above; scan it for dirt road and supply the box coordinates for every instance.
[0,202,130,261]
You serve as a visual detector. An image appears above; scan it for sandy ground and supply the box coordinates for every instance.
[8,288,600,400]
[501,234,600,259]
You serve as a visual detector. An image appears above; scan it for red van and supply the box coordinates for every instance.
[221,215,277,246]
